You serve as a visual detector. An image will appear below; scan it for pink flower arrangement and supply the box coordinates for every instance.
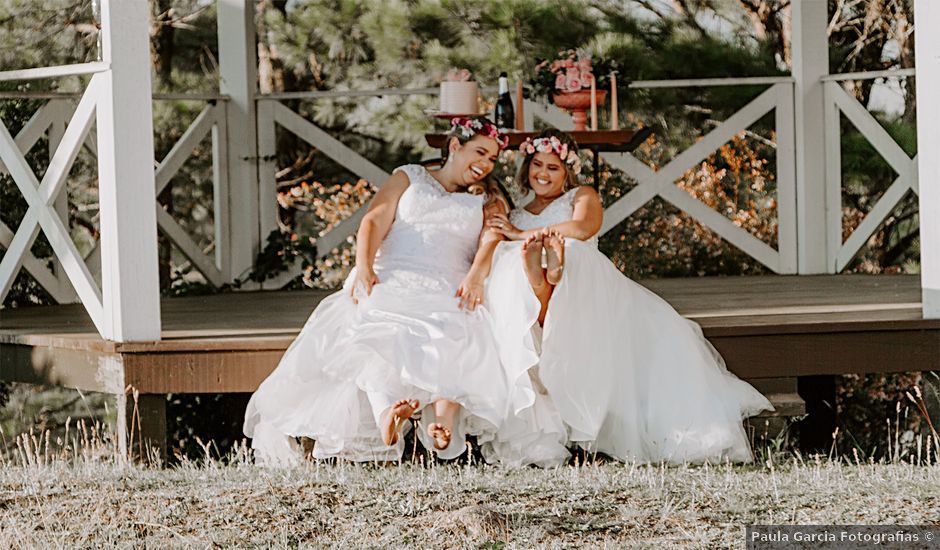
[532,49,618,104]
[547,50,594,93]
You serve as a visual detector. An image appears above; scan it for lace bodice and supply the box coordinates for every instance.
[510,187,598,246]
[370,164,484,289]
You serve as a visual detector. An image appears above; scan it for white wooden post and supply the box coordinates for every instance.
[95,0,161,341]
[217,0,260,282]
[791,0,832,273]
[915,0,939,318]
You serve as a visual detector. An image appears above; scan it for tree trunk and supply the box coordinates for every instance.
[151,0,175,89]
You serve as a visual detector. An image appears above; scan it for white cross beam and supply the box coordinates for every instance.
[0,76,104,327]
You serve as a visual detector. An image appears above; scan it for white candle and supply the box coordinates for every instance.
[590,78,597,131]
[611,73,618,130]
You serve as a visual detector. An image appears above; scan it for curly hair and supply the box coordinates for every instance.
[440,116,513,211]
[514,128,580,193]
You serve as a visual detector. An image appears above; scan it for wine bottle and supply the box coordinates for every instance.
[494,72,515,130]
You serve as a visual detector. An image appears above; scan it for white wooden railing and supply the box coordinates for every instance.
[255,77,800,284]
[0,66,108,325]
[1,71,922,304]
[534,78,798,274]
[0,83,232,304]
[822,69,919,272]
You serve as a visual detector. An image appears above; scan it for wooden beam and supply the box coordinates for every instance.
[0,61,108,82]
[217,0,260,281]
[775,83,798,274]
[792,0,831,273]
[96,0,161,342]
[915,0,939,318]
[711,328,940,378]
[125,393,167,465]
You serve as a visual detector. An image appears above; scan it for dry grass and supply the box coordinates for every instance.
[0,437,938,549]
[2,384,939,548]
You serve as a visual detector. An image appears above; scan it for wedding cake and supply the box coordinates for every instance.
[439,80,479,115]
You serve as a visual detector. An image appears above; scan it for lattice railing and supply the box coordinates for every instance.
[528,78,798,274]
[822,69,919,272]
[0,70,107,327]
[0,82,233,306]
[254,78,799,286]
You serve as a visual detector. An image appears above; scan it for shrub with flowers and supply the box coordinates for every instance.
[531,49,619,104]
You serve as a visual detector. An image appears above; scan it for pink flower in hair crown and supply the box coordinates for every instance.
[450,117,509,150]
[519,136,582,175]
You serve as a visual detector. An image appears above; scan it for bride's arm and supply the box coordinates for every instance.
[544,186,604,240]
[350,171,409,302]
[456,203,507,310]
[487,186,604,241]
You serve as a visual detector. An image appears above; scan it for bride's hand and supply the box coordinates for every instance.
[349,266,380,304]
[456,272,485,311]
[486,213,523,240]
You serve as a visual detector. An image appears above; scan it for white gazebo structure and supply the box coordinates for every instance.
[0,0,937,459]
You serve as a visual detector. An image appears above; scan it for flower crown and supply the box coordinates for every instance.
[519,136,582,175]
[450,117,509,150]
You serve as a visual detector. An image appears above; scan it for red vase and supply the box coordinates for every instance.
[552,89,608,131]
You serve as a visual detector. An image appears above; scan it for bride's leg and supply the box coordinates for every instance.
[380,399,420,446]
[535,284,553,325]
[543,230,565,286]
[522,234,553,325]
[427,399,459,450]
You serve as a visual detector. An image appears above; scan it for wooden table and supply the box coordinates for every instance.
[424,128,654,186]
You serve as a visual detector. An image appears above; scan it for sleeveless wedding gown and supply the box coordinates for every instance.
[481,187,774,467]
[243,164,526,465]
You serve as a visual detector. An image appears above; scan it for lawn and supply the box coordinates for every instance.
[1,441,938,548]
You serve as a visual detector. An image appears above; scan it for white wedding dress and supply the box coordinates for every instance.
[481,187,774,467]
[243,164,526,465]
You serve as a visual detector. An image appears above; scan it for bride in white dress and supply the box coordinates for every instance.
[480,129,774,467]
[243,117,525,466]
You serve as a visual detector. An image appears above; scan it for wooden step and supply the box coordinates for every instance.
[755,392,806,417]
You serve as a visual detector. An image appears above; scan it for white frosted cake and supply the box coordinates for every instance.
[439,81,479,114]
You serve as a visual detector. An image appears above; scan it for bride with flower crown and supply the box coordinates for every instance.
[473,128,774,468]
[242,117,528,465]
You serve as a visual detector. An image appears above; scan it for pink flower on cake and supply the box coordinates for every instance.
[554,73,566,90]
[445,68,472,82]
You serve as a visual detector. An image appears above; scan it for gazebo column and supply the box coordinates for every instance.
[791,0,832,273]
[96,0,163,459]
[96,1,162,343]
[217,0,260,282]
[915,0,939,319]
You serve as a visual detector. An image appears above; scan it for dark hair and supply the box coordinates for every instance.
[514,128,580,193]
[439,115,499,163]
[440,116,514,210]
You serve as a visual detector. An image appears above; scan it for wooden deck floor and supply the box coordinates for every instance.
[1,273,937,396]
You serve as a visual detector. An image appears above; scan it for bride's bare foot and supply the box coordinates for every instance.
[427,422,452,450]
[544,230,565,286]
[522,233,547,290]
[381,399,419,446]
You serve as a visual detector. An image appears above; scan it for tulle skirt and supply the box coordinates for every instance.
[481,239,774,467]
[243,267,518,466]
